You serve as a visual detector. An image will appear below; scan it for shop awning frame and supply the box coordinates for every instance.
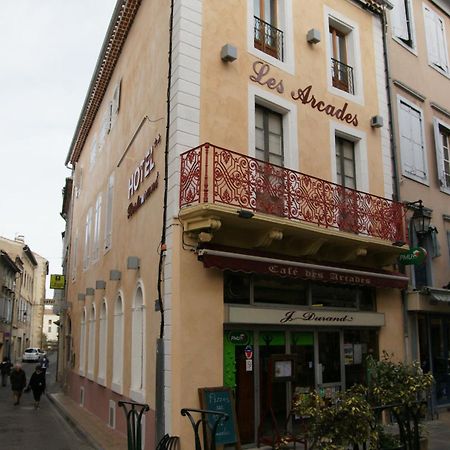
[198,248,409,289]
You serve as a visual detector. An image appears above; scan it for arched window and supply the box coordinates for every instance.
[79,309,86,374]
[98,299,107,383]
[112,294,124,390]
[87,304,96,378]
[131,285,145,394]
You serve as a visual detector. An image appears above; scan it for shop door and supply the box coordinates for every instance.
[430,319,450,405]
[316,331,343,396]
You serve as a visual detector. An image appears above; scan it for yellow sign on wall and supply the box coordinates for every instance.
[50,274,65,290]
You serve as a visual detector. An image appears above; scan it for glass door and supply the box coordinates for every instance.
[316,331,343,397]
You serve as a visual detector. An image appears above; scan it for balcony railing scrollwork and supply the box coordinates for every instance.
[331,57,354,94]
[180,143,407,243]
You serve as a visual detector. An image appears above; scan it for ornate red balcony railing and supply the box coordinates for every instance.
[180,143,407,243]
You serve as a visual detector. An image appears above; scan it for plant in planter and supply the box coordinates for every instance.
[291,385,375,450]
[366,352,434,450]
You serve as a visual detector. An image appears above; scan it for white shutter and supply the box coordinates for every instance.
[424,6,449,72]
[399,102,415,174]
[104,173,114,251]
[83,208,93,269]
[436,16,449,72]
[93,194,102,261]
[391,0,409,40]
[433,118,446,186]
[89,135,97,170]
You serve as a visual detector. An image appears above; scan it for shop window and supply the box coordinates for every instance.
[311,284,359,309]
[433,118,450,194]
[390,0,415,49]
[423,5,449,75]
[253,0,284,61]
[254,275,308,306]
[224,272,250,304]
[398,97,428,184]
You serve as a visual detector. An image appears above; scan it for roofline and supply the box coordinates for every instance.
[0,250,21,273]
[23,246,38,267]
[65,0,142,166]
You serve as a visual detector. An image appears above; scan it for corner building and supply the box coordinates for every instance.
[63,0,411,447]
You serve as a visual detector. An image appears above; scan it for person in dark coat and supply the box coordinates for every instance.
[28,364,46,409]
[10,363,26,405]
[0,357,13,387]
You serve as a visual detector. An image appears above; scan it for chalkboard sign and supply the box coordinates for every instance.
[199,387,241,449]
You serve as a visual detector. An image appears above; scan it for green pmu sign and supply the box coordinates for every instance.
[399,247,427,265]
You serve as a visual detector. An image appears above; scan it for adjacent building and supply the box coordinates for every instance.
[59,0,449,447]
[0,236,48,362]
[386,0,450,409]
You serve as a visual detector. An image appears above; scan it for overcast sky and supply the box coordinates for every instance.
[0,1,117,294]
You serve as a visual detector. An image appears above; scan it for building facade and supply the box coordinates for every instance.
[62,0,418,447]
[0,236,48,362]
[386,0,450,410]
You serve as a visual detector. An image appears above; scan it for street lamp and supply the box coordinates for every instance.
[405,200,433,236]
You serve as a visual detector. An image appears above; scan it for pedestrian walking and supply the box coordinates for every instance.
[10,363,26,405]
[0,356,13,387]
[40,354,49,374]
[27,364,46,409]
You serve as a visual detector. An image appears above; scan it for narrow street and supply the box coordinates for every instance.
[0,353,93,450]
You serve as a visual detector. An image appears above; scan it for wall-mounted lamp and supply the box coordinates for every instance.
[405,200,433,235]
[370,115,384,128]
[221,44,237,62]
[96,280,106,289]
[237,209,254,219]
[307,29,321,44]
[110,270,121,281]
[127,257,140,270]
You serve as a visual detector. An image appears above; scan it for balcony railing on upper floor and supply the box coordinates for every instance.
[179,143,407,244]
[254,16,284,61]
[331,58,354,94]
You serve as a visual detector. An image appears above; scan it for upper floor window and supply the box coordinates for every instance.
[423,5,449,75]
[433,118,450,194]
[335,136,356,189]
[398,97,428,184]
[329,26,354,95]
[391,0,415,49]
[255,104,284,165]
[253,0,284,61]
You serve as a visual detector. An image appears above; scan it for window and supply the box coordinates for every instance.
[48,326,52,333]
[112,295,124,391]
[79,309,86,375]
[335,136,356,189]
[98,300,107,384]
[104,174,114,252]
[424,5,449,74]
[391,0,415,48]
[89,135,97,170]
[87,304,96,378]
[254,0,283,61]
[71,231,78,281]
[329,26,354,94]
[131,286,145,398]
[48,319,52,325]
[433,118,450,193]
[255,104,285,215]
[83,208,93,270]
[398,97,428,183]
[92,194,102,261]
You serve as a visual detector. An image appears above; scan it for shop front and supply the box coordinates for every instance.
[220,267,399,446]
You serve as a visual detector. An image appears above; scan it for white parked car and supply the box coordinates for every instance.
[22,348,46,362]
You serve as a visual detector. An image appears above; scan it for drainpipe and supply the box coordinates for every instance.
[155,0,175,442]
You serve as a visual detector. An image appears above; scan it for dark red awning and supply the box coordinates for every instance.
[198,249,408,289]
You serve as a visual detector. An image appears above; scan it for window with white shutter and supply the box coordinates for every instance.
[424,5,449,75]
[433,117,450,193]
[83,208,93,270]
[71,232,78,281]
[104,173,114,252]
[391,0,415,48]
[92,194,102,262]
[89,135,97,170]
[398,97,428,183]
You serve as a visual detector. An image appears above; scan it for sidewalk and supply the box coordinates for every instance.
[47,391,127,450]
[428,408,450,450]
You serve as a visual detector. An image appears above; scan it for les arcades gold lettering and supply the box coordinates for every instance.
[249,61,359,127]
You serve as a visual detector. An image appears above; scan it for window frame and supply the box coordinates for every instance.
[423,4,450,77]
[325,8,364,104]
[433,117,450,194]
[390,0,417,52]
[248,0,295,74]
[397,95,429,185]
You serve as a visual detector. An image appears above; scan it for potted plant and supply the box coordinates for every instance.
[366,352,434,450]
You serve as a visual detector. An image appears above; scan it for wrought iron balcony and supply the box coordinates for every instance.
[254,16,284,61]
[180,144,407,244]
[331,58,354,94]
